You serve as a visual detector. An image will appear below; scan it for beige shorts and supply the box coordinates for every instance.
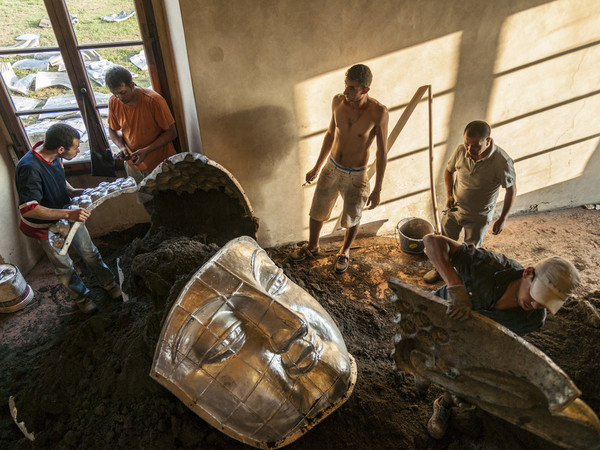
[309,159,370,228]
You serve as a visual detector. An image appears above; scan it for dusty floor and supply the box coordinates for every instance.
[0,206,599,449]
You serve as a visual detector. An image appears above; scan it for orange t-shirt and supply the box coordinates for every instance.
[108,87,176,172]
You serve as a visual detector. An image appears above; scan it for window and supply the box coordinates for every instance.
[0,0,171,175]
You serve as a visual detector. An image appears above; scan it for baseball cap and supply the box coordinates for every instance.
[530,257,580,314]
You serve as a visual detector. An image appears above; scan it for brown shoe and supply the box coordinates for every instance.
[427,396,451,439]
[424,269,442,284]
[289,244,320,261]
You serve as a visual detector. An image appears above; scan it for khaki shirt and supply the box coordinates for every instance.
[447,142,516,222]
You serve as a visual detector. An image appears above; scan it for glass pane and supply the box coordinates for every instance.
[0,0,59,49]
[1,0,151,164]
[65,0,142,46]
[23,111,93,163]
[4,52,81,156]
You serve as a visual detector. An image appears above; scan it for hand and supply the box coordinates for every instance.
[445,196,455,209]
[446,284,471,320]
[305,167,319,184]
[131,148,148,166]
[67,208,90,222]
[367,189,381,209]
[118,147,132,160]
[492,217,506,235]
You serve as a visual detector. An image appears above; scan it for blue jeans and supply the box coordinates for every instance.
[39,224,115,302]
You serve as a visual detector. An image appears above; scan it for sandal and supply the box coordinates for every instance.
[335,253,350,273]
[289,244,320,261]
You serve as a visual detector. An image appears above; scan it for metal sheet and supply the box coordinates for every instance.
[388,277,600,449]
[151,236,357,448]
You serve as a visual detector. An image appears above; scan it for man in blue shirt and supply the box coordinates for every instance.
[15,123,121,313]
[422,233,580,439]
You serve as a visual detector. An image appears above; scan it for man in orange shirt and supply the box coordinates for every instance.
[105,65,177,204]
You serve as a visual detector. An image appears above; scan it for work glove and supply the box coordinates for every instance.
[446,284,472,321]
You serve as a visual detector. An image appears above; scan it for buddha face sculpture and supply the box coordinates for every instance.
[151,236,356,448]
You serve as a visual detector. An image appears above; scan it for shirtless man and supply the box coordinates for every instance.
[291,64,389,273]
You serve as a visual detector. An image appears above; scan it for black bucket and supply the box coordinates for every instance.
[396,218,434,255]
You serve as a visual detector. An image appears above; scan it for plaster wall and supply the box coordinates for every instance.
[0,133,43,274]
[178,0,600,247]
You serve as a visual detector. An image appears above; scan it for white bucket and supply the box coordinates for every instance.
[0,264,34,313]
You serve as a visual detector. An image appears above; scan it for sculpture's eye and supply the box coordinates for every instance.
[200,320,246,365]
[172,301,245,366]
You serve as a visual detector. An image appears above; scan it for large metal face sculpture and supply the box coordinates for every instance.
[388,278,600,449]
[151,237,356,448]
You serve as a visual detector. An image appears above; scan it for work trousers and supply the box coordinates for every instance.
[441,210,490,248]
[39,224,115,302]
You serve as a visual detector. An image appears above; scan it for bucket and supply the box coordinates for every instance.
[0,264,34,313]
[396,218,434,255]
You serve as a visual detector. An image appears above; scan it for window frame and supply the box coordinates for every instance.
[0,0,176,173]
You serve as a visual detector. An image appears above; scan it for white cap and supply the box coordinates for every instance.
[530,257,580,314]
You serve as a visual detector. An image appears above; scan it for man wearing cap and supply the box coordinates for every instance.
[421,233,580,439]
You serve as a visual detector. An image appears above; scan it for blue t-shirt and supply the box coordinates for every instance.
[15,149,70,239]
[435,244,546,336]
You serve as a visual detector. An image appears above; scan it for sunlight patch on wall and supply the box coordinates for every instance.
[493,0,600,72]
[294,32,462,138]
[489,0,600,195]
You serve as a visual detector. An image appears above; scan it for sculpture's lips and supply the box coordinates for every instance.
[282,329,322,376]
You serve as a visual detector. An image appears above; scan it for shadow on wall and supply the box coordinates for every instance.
[204,105,301,240]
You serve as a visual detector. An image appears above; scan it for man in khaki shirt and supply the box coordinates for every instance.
[425,120,516,283]
[291,64,389,273]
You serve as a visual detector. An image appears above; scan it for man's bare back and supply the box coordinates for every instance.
[330,94,387,168]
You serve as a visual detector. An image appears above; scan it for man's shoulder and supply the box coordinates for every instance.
[455,144,467,154]
[332,93,345,105]
[367,96,388,114]
[139,87,167,102]
[16,151,37,171]
[490,143,513,163]
[448,144,467,166]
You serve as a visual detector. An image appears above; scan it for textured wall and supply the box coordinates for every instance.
[178,0,600,247]
[0,133,43,274]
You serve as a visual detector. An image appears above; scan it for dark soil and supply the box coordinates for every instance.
[0,206,599,449]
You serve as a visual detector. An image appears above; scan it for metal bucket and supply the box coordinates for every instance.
[0,264,34,313]
[396,218,434,255]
